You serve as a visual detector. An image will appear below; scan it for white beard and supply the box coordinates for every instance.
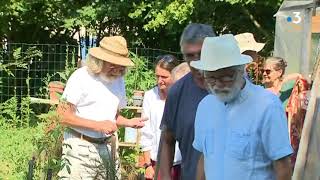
[207,78,243,103]
[98,73,117,84]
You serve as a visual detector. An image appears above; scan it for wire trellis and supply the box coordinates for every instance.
[0,43,181,103]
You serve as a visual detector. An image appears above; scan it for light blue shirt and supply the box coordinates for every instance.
[193,80,293,180]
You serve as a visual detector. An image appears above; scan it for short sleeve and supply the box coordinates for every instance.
[61,70,84,105]
[139,90,154,151]
[160,85,179,132]
[261,102,293,160]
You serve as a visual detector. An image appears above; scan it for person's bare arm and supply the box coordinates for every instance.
[273,156,292,180]
[115,112,147,128]
[283,73,302,83]
[196,153,205,180]
[143,151,154,179]
[158,130,176,180]
[143,150,152,164]
[57,102,117,134]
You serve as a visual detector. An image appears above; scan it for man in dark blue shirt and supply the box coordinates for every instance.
[158,23,216,180]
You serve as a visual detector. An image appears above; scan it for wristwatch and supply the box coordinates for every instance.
[143,162,152,168]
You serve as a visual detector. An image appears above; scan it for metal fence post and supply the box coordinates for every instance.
[27,156,36,180]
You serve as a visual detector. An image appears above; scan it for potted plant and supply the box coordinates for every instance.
[132,90,144,107]
[124,53,155,106]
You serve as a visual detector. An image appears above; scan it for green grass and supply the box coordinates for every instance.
[0,126,43,179]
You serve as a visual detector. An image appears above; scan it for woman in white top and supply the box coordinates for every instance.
[140,55,181,180]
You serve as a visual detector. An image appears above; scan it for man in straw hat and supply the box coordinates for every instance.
[191,34,292,180]
[158,23,215,180]
[57,36,147,179]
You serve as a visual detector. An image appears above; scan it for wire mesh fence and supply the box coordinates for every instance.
[0,43,78,102]
[0,43,181,104]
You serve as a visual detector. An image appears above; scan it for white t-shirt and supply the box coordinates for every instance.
[140,87,182,164]
[62,66,127,138]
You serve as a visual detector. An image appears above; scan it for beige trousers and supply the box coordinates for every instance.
[58,134,119,180]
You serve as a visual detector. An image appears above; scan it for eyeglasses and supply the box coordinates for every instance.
[204,72,237,84]
[109,63,126,71]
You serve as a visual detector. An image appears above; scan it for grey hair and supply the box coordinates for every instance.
[265,56,287,77]
[233,64,246,72]
[171,62,191,82]
[180,23,216,46]
[86,55,104,74]
[231,65,246,78]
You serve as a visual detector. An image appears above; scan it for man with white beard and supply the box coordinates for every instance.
[57,36,147,179]
[191,34,293,180]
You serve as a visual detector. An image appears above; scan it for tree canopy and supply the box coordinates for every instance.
[0,0,283,54]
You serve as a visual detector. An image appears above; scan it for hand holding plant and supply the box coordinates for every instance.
[128,117,148,129]
[95,120,118,134]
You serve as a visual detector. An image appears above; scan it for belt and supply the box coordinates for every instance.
[68,129,111,144]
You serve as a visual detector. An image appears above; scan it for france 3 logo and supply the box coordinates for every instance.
[286,11,303,32]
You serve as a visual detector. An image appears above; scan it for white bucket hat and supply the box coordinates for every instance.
[190,34,252,71]
[234,32,265,53]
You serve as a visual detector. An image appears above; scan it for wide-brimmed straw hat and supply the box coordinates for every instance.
[234,32,265,53]
[190,34,252,71]
[89,36,134,67]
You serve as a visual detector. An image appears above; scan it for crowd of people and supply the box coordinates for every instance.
[57,23,310,180]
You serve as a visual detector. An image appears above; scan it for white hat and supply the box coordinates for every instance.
[234,32,265,53]
[190,34,252,71]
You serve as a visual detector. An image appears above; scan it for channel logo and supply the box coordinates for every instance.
[286,12,302,24]
[286,11,302,32]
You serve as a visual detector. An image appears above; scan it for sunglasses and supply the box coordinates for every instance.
[262,69,272,75]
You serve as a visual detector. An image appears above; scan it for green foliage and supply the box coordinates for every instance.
[56,46,77,84]
[0,0,78,43]
[120,53,156,178]
[12,46,42,64]
[119,146,144,179]
[0,97,19,128]
[21,97,37,127]
[0,47,30,77]
[129,0,282,54]
[33,108,65,179]
[130,0,194,31]
[0,46,43,99]
[0,126,43,179]
[1,0,283,55]
[125,52,156,101]
[0,0,282,53]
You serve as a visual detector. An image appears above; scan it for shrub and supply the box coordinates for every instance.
[0,125,44,179]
